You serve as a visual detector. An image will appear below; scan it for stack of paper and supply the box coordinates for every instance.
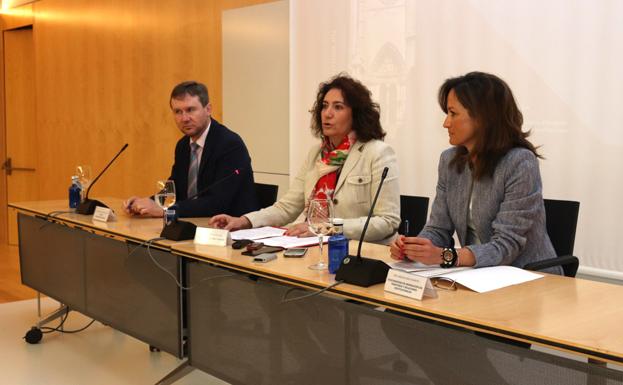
[262,235,329,248]
[439,266,543,293]
[390,261,470,276]
[229,226,328,248]
[389,262,543,293]
[230,226,286,241]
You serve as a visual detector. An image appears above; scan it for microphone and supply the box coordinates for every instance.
[335,167,391,287]
[160,168,242,241]
[186,168,240,201]
[76,144,129,215]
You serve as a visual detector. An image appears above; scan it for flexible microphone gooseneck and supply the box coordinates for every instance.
[76,143,129,215]
[355,167,388,259]
[160,168,242,241]
[186,169,240,201]
[335,167,392,287]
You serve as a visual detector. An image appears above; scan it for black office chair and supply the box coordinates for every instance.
[254,182,278,209]
[524,199,580,277]
[399,195,429,236]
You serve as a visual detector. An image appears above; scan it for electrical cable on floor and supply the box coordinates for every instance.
[39,310,69,333]
[39,309,97,335]
[281,281,344,304]
[52,319,96,334]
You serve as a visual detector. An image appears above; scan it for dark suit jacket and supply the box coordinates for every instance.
[168,119,259,217]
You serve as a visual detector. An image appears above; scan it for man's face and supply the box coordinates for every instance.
[170,94,211,140]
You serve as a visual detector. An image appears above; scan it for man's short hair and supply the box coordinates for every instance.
[170,81,209,107]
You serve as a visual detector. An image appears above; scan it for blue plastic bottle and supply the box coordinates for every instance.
[164,208,177,225]
[69,176,82,209]
[328,218,349,274]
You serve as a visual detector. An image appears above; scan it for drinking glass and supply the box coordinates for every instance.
[307,198,334,270]
[155,180,176,228]
[75,165,92,200]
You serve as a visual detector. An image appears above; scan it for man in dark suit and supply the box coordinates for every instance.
[123,81,259,218]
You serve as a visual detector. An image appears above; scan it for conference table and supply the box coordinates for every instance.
[10,198,623,385]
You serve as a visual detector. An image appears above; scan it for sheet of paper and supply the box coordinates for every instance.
[262,235,329,248]
[413,267,472,278]
[389,260,433,272]
[440,265,544,293]
[230,226,286,241]
[390,261,471,276]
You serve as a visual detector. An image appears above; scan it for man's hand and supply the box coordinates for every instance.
[122,196,139,215]
[123,197,164,217]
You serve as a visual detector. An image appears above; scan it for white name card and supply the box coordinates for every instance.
[194,227,231,246]
[92,206,115,222]
[384,269,437,300]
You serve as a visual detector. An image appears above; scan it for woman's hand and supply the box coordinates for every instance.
[401,237,443,265]
[389,235,405,260]
[209,215,252,231]
[285,222,314,237]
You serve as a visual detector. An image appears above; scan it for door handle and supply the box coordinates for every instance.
[2,157,36,176]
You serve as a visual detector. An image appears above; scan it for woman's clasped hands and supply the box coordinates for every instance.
[389,236,443,265]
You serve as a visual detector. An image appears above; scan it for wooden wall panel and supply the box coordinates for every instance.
[4,28,37,245]
[29,0,274,202]
[1,3,34,243]
[0,29,5,244]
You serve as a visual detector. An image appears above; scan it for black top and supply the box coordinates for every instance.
[168,119,259,217]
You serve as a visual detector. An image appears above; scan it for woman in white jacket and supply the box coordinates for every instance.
[210,74,400,242]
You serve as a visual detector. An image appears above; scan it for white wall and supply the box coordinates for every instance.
[223,1,290,198]
[290,0,623,277]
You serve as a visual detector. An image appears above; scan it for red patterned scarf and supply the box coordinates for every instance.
[311,132,356,201]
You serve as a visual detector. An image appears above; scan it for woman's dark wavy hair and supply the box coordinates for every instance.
[438,71,541,179]
[311,74,386,142]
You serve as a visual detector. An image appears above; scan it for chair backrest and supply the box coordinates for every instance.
[399,195,429,236]
[543,199,580,277]
[543,199,580,257]
[255,183,278,209]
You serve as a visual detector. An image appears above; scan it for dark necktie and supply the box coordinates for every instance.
[187,142,200,198]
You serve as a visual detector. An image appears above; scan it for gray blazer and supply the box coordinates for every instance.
[420,147,562,274]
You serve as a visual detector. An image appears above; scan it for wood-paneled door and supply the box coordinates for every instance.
[2,26,38,245]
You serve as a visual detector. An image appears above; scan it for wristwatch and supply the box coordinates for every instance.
[440,246,458,268]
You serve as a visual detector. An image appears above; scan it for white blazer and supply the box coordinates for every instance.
[245,140,400,242]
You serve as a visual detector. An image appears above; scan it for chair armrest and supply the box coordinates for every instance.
[523,255,579,277]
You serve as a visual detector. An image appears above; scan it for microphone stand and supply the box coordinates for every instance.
[160,169,241,241]
[335,167,391,287]
[76,144,129,215]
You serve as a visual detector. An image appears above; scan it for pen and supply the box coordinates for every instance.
[400,220,409,261]
[400,219,410,237]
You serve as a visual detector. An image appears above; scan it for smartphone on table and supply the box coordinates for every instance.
[283,248,308,258]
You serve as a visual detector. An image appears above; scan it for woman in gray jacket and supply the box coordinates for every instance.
[391,71,561,274]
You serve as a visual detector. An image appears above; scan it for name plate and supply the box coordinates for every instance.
[92,206,115,222]
[384,269,437,300]
[194,227,231,246]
